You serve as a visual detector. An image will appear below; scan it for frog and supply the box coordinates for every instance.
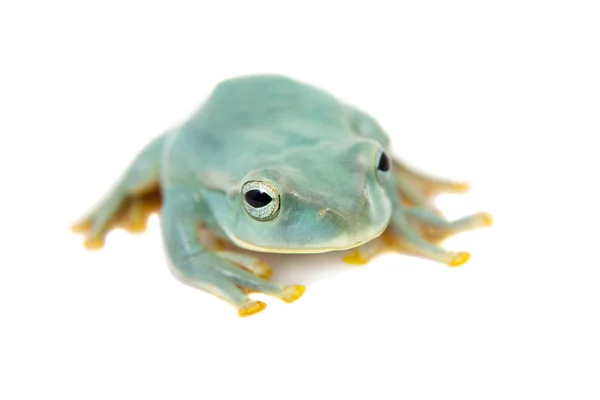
[72,75,492,317]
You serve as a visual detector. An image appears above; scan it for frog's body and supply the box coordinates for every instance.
[73,75,492,316]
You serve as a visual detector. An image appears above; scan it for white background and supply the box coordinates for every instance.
[1,1,599,399]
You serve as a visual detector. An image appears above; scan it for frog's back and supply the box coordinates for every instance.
[196,75,350,133]
[170,76,357,177]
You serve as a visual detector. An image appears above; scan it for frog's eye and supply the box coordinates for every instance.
[241,180,280,221]
[377,151,391,172]
[376,151,391,182]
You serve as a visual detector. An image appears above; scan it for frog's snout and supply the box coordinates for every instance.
[318,208,346,223]
[314,205,387,250]
[319,206,359,225]
[318,207,355,229]
[318,206,376,238]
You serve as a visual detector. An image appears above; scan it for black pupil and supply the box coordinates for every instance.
[245,189,272,208]
[378,152,390,172]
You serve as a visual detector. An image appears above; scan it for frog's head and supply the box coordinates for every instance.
[218,139,393,253]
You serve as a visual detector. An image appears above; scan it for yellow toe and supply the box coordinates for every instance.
[71,221,91,234]
[479,212,493,227]
[449,252,470,267]
[83,237,105,250]
[255,261,272,280]
[280,285,305,303]
[125,220,147,233]
[238,300,267,317]
[342,249,368,265]
[450,182,470,192]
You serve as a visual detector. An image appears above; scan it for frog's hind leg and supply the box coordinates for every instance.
[383,202,492,267]
[375,156,493,267]
[385,212,472,267]
[405,207,493,244]
[394,159,470,207]
[342,207,492,266]
[71,134,165,249]
[344,216,472,267]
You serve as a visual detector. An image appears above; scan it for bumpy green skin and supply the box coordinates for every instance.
[74,75,490,315]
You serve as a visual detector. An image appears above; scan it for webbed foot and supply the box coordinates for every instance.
[71,188,162,249]
[172,250,305,317]
[380,158,492,266]
[234,285,306,316]
[342,207,491,267]
[384,207,491,267]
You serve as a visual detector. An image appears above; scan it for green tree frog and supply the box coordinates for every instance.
[72,75,492,316]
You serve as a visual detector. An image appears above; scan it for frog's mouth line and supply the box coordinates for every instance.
[227,225,388,254]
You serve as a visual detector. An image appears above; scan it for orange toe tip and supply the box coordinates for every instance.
[280,285,306,303]
[451,182,471,192]
[238,300,267,317]
[124,223,147,234]
[342,250,369,265]
[257,269,272,281]
[449,252,470,267]
[70,222,90,233]
[255,260,273,280]
[83,237,105,250]
[479,212,493,227]
[261,272,273,280]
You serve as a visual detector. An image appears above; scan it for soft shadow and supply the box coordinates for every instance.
[257,251,360,285]
[198,228,362,285]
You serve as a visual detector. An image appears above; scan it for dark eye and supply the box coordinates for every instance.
[241,180,280,220]
[244,190,272,208]
[377,152,391,172]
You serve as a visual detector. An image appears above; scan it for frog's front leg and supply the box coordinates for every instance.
[213,251,272,280]
[162,184,303,316]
